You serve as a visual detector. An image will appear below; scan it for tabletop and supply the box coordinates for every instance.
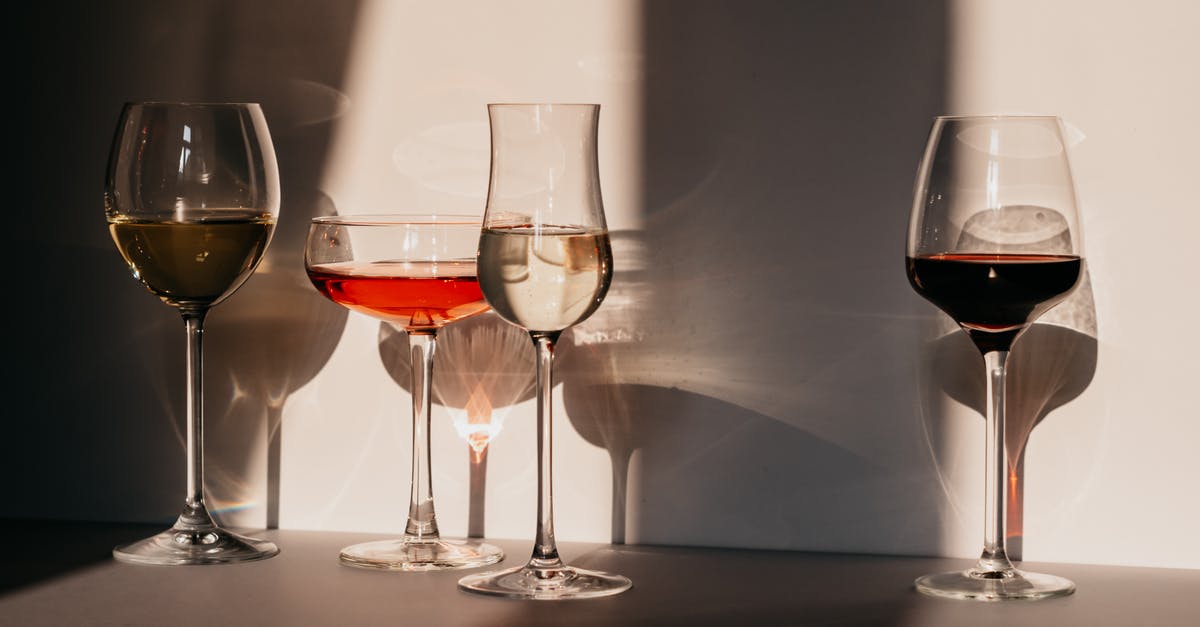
[1,521,1196,626]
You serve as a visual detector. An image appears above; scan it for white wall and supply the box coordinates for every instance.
[14,0,1199,570]
[274,0,954,557]
[274,0,644,544]
[935,0,1200,568]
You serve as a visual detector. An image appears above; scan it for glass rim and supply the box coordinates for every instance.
[487,102,600,109]
[310,214,483,226]
[124,101,263,108]
[934,114,1062,121]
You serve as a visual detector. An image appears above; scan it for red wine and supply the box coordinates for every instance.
[906,253,1082,353]
[307,260,489,331]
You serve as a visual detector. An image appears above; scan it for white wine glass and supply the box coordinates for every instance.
[305,215,504,571]
[458,103,632,599]
[907,115,1083,600]
[107,102,280,565]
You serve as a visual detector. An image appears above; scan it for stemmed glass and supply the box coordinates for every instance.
[458,103,632,599]
[906,115,1083,600]
[305,215,504,570]
[107,102,280,564]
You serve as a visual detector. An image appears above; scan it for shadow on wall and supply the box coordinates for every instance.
[10,0,359,526]
[204,196,348,529]
[155,0,362,529]
[554,0,951,555]
[377,312,536,537]
[920,272,1098,561]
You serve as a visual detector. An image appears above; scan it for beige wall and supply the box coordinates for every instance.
[935,0,1200,568]
[17,0,1198,570]
[273,0,1199,569]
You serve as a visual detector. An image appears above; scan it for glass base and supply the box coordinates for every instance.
[458,564,632,600]
[915,567,1075,601]
[339,538,504,571]
[113,526,279,566]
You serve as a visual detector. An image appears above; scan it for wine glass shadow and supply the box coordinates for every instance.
[201,190,348,529]
[555,230,657,544]
[376,312,535,537]
[919,269,1098,560]
[557,228,940,551]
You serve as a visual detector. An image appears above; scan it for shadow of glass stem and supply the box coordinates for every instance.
[377,312,535,537]
[924,270,1098,559]
[555,230,666,544]
[202,192,348,527]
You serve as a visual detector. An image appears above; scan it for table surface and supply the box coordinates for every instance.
[1,521,1196,627]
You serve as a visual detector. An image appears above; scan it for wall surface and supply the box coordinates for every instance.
[11,0,1199,570]
[937,0,1200,569]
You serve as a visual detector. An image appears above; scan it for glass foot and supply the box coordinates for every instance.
[458,564,632,600]
[339,538,504,571]
[113,526,279,565]
[915,567,1075,601]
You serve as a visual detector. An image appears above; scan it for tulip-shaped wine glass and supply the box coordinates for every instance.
[107,102,280,565]
[305,215,504,570]
[907,115,1083,600]
[458,103,631,599]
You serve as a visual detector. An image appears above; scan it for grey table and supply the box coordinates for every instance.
[1,521,1196,626]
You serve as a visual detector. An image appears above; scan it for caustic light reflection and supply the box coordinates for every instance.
[210,498,258,515]
[455,383,503,461]
[1009,469,1021,541]
[378,312,535,456]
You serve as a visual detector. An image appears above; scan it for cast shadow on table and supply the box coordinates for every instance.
[919,270,1098,560]
[377,313,536,537]
[0,520,162,595]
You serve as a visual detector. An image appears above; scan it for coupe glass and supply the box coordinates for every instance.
[458,103,632,599]
[906,115,1083,600]
[305,215,504,570]
[107,102,280,564]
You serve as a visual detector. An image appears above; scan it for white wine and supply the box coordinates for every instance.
[110,217,275,309]
[478,225,612,333]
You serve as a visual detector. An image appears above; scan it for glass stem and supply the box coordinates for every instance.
[177,311,215,531]
[529,332,565,570]
[404,332,440,542]
[975,349,1016,575]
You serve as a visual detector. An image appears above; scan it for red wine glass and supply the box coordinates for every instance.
[305,215,503,570]
[907,115,1084,600]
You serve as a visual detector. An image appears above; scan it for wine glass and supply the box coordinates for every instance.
[906,115,1084,600]
[458,103,632,599]
[106,102,280,564]
[305,215,504,571]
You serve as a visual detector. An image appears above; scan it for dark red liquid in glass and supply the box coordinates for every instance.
[906,253,1083,353]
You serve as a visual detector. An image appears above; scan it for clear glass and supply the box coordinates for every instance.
[906,115,1082,600]
[304,215,503,571]
[106,102,281,564]
[458,103,631,599]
